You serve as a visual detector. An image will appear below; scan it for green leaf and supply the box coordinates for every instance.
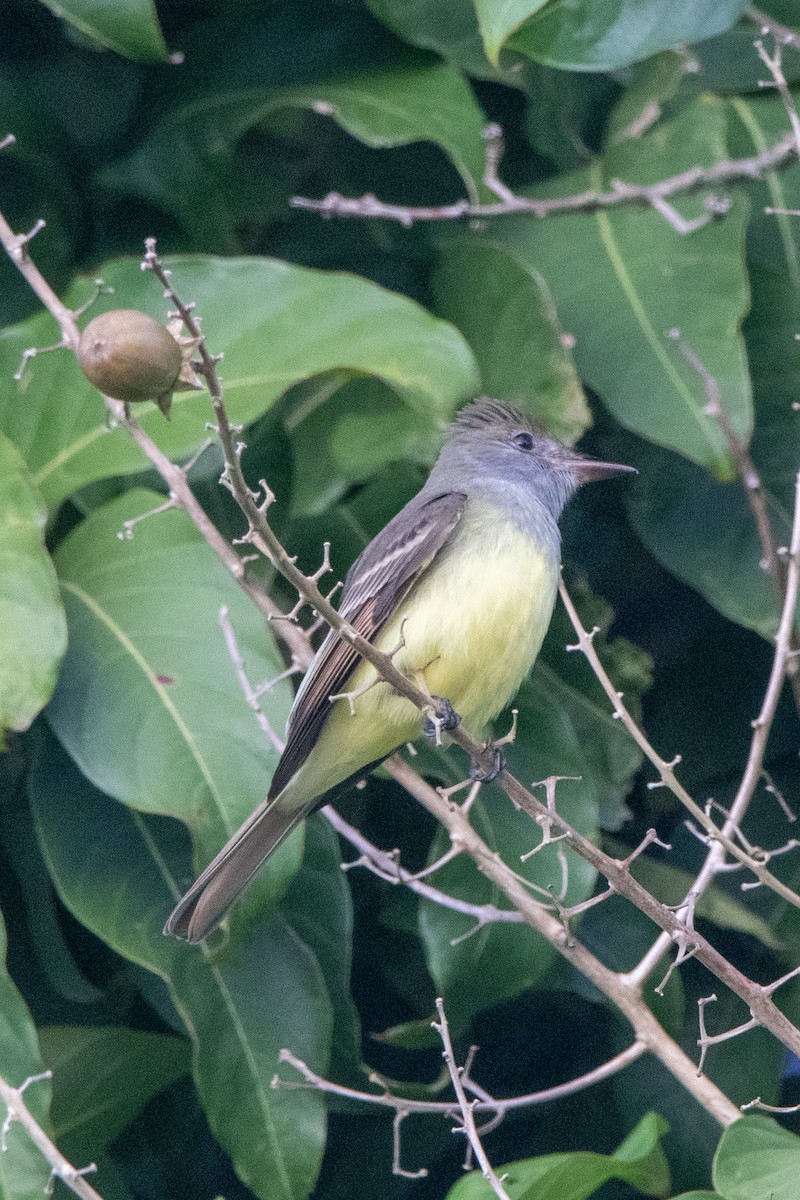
[494,98,752,477]
[508,0,749,71]
[46,489,298,898]
[473,0,548,66]
[102,59,491,223]
[30,729,332,1200]
[0,910,53,1200]
[0,434,67,739]
[38,1026,190,1163]
[1,257,478,511]
[624,439,780,638]
[444,1111,670,1198]
[727,92,800,284]
[288,376,443,517]
[713,1116,800,1200]
[432,238,592,444]
[38,0,169,61]
[281,816,362,1084]
[364,0,522,80]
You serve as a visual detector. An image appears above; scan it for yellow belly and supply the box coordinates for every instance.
[284,503,559,805]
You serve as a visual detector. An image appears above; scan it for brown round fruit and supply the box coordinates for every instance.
[77,309,182,404]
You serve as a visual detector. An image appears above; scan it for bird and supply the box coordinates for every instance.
[165,398,635,943]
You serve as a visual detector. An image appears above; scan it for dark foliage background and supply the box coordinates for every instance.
[2,2,800,1198]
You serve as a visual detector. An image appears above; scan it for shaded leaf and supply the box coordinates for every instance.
[39,0,169,62]
[494,99,753,476]
[38,1025,190,1163]
[0,910,53,1200]
[30,729,332,1200]
[0,434,67,739]
[47,489,298,896]
[1,257,478,511]
[624,438,780,639]
[432,238,592,443]
[473,0,548,66]
[102,59,491,223]
[364,0,523,80]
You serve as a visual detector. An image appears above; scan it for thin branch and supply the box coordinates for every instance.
[627,468,800,981]
[433,998,511,1200]
[0,209,314,672]
[750,6,800,52]
[273,1040,646,1120]
[756,37,800,157]
[387,758,742,1128]
[0,1073,106,1200]
[559,577,800,909]
[291,133,796,226]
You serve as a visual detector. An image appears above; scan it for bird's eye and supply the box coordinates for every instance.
[512,431,535,451]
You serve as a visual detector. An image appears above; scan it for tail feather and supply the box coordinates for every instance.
[164,795,312,944]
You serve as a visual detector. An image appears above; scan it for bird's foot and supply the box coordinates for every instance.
[423,696,461,744]
[469,742,505,783]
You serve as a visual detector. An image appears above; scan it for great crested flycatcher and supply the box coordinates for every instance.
[166,398,634,942]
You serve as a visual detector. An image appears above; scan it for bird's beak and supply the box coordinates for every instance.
[569,457,638,483]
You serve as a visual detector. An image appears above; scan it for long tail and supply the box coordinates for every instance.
[164,793,313,944]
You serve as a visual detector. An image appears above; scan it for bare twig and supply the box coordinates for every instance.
[559,578,800,909]
[291,134,796,226]
[0,209,313,672]
[433,998,511,1200]
[750,6,800,52]
[627,469,800,983]
[0,1073,106,1200]
[273,1040,646,1121]
[756,37,800,156]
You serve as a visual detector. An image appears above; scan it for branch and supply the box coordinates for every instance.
[558,580,800,909]
[291,132,796,226]
[273,1039,646,1121]
[0,1073,106,1200]
[432,998,511,1200]
[0,208,312,672]
[750,6,800,53]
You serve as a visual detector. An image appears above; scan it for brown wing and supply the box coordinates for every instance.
[268,490,466,799]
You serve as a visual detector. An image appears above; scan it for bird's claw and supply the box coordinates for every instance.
[423,696,461,740]
[469,745,505,783]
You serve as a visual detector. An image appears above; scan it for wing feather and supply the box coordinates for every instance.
[268,490,466,799]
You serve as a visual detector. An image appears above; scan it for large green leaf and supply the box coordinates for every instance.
[444,1111,670,1199]
[30,729,333,1200]
[46,489,297,893]
[0,911,53,1200]
[624,438,780,639]
[713,1116,800,1200]
[432,238,592,444]
[38,1026,190,1164]
[727,92,800,283]
[101,59,491,229]
[0,434,66,739]
[38,0,169,61]
[494,99,752,477]
[0,257,479,511]
[508,0,749,71]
